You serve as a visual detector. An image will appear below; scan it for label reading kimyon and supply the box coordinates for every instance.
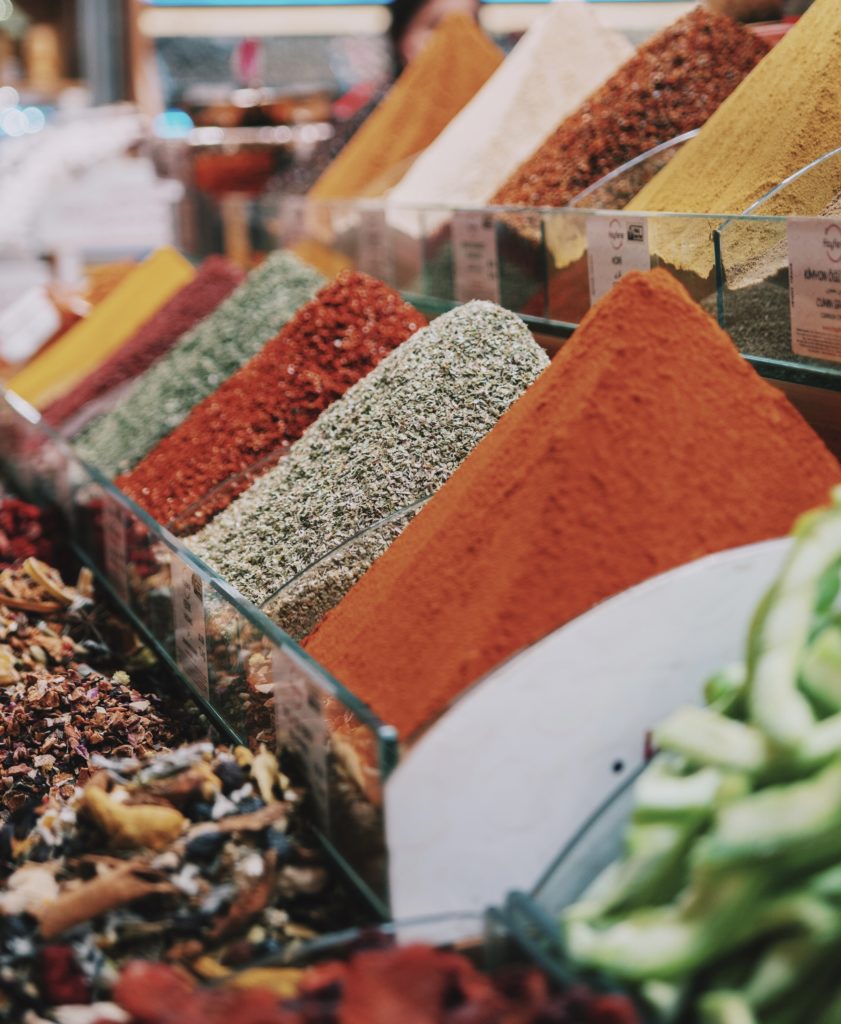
[357,207,393,284]
[452,210,501,304]
[272,645,329,827]
[102,496,130,603]
[171,553,210,700]
[587,215,651,305]
[788,218,841,364]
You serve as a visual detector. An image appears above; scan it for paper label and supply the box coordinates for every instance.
[452,211,501,304]
[272,645,329,826]
[788,218,841,363]
[0,287,60,365]
[171,553,210,700]
[587,215,651,305]
[102,496,130,603]
[281,196,307,247]
[357,208,392,284]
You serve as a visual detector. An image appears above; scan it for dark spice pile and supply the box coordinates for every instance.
[0,498,60,569]
[118,272,425,532]
[0,559,188,820]
[42,257,244,435]
[491,8,768,210]
[105,946,640,1024]
[0,742,363,1018]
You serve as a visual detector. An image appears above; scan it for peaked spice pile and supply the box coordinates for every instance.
[305,270,841,741]
[628,0,841,275]
[74,252,324,478]
[43,256,244,434]
[189,301,548,639]
[491,8,767,212]
[309,14,502,199]
[119,272,425,532]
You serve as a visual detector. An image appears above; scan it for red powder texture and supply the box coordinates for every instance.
[306,269,841,741]
[118,271,426,532]
[42,257,243,430]
[491,8,768,209]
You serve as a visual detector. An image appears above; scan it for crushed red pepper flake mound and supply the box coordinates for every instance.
[491,7,768,210]
[42,257,244,433]
[305,269,841,741]
[118,271,426,533]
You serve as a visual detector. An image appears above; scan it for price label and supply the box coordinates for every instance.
[102,496,130,603]
[587,215,651,305]
[452,211,500,304]
[281,196,307,247]
[357,208,392,283]
[788,218,841,363]
[0,287,60,365]
[171,553,210,701]
[272,645,329,827]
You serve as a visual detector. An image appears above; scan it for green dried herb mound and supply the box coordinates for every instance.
[73,252,325,478]
[563,489,841,1022]
[189,301,549,635]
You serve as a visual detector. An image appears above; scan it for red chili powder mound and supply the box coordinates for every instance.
[118,271,426,531]
[42,257,243,431]
[306,269,841,741]
[491,7,768,209]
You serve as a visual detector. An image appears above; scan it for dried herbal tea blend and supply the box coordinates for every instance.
[0,742,362,1018]
[189,301,549,637]
[74,252,324,479]
[0,559,189,819]
[119,272,425,532]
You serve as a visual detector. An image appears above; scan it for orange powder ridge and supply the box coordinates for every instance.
[305,269,841,740]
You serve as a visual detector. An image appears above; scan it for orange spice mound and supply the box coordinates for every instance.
[306,269,841,740]
[309,14,502,200]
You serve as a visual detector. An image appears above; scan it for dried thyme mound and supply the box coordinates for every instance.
[189,301,549,625]
[74,252,325,479]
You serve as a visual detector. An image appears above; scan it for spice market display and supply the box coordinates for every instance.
[8,0,841,1020]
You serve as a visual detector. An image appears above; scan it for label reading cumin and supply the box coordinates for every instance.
[272,645,329,827]
[788,217,841,364]
[587,215,650,305]
[171,553,210,701]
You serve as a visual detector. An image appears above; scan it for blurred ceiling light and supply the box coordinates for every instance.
[0,1,13,22]
[0,86,19,111]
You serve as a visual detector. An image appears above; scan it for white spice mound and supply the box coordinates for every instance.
[387,2,632,221]
[188,301,549,623]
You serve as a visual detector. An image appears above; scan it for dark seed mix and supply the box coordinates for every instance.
[492,8,768,210]
[74,252,325,479]
[118,271,425,533]
[42,257,245,435]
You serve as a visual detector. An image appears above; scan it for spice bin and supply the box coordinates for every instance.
[0,387,399,913]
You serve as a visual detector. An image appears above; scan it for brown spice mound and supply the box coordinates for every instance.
[305,269,841,741]
[491,8,768,210]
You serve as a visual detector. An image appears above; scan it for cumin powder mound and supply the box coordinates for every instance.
[43,257,244,433]
[118,272,426,531]
[628,0,841,276]
[491,8,767,211]
[305,269,841,741]
[309,14,502,200]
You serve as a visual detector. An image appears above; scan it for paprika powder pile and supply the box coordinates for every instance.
[43,256,244,434]
[309,14,502,200]
[305,269,841,741]
[491,8,767,211]
[74,252,324,478]
[118,272,425,532]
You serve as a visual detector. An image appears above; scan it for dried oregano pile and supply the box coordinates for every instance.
[189,301,549,638]
[74,252,324,478]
